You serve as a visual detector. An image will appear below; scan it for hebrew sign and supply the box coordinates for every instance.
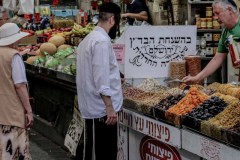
[124,26,196,78]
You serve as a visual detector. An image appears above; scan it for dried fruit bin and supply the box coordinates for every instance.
[151,93,185,126]
[151,107,167,121]
[183,117,227,145]
[222,125,240,148]
[140,103,154,116]
[183,96,228,131]
[200,121,225,141]
[151,107,181,127]
[152,107,183,127]
[123,98,142,113]
[165,110,183,127]
[182,114,202,131]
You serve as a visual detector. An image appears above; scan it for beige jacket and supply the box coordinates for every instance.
[0,47,25,128]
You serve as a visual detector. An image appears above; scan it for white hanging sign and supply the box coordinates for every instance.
[64,96,84,156]
[124,25,197,78]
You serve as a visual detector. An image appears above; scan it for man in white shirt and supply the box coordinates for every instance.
[76,2,123,160]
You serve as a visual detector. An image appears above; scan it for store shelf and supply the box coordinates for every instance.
[187,0,215,25]
[188,0,214,4]
[197,29,222,33]
[187,0,228,84]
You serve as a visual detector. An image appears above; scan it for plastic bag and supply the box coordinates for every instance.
[133,19,143,26]
[3,0,16,11]
[133,19,151,26]
[18,0,34,14]
[141,21,151,26]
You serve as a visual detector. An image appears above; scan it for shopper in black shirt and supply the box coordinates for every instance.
[122,0,152,25]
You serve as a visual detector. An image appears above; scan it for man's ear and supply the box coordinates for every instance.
[109,15,115,27]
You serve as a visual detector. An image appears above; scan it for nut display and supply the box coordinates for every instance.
[205,82,221,91]
[216,84,240,99]
[137,78,167,92]
[168,61,186,80]
[204,102,240,129]
[123,87,144,98]
[140,92,170,114]
[217,84,235,95]
[166,87,183,95]
[212,92,239,105]
[201,102,240,140]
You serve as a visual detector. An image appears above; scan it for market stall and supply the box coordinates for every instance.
[1,0,240,159]
[23,24,239,160]
[115,24,240,160]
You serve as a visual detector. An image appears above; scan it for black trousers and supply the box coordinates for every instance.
[84,116,117,160]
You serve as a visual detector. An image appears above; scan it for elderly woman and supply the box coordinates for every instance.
[0,23,33,159]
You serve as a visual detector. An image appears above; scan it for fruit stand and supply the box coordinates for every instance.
[25,64,76,148]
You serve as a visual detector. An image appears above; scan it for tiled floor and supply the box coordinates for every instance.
[29,129,73,160]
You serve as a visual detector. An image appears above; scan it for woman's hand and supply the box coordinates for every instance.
[20,48,31,55]
[26,112,34,129]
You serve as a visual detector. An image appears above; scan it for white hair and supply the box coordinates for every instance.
[212,0,238,13]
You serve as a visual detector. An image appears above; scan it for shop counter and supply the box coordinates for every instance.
[118,107,240,160]
[182,128,240,160]
[25,64,239,159]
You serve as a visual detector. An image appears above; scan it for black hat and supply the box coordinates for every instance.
[99,2,121,14]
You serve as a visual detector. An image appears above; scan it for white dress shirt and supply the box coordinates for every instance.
[76,26,123,119]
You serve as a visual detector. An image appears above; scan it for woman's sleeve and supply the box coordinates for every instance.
[12,54,27,84]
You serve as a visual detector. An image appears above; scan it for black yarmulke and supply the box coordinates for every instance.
[228,0,237,9]
[99,2,121,14]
